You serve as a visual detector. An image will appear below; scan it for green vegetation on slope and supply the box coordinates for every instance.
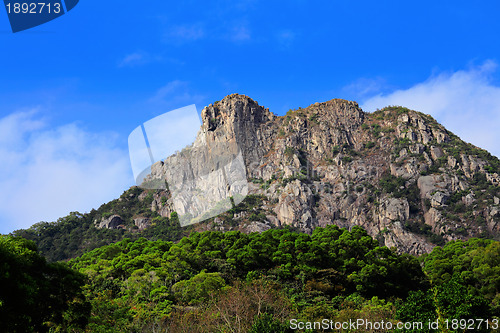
[11,188,192,262]
[0,235,89,332]
[3,226,500,332]
[64,226,498,332]
[10,191,272,263]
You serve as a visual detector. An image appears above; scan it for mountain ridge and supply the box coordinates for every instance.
[188,93,500,254]
[13,94,500,260]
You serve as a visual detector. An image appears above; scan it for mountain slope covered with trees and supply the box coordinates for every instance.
[4,95,500,331]
[12,95,500,262]
[2,227,500,332]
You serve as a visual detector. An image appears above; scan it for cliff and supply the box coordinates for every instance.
[17,94,500,258]
[127,93,500,255]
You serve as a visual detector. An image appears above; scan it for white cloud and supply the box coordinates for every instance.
[275,30,296,49]
[361,61,500,158]
[163,21,252,44]
[228,25,251,42]
[118,52,146,67]
[342,77,389,99]
[118,51,166,68]
[150,80,187,100]
[149,80,206,110]
[0,110,133,234]
[166,24,206,42]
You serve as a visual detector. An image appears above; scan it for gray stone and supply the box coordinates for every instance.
[99,215,124,229]
[245,221,271,233]
[463,193,475,206]
[123,94,500,255]
[431,192,448,207]
[134,217,151,231]
[430,146,444,160]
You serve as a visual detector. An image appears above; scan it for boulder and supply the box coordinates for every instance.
[99,215,124,229]
[134,217,151,231]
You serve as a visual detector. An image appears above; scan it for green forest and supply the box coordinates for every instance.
[1,223,499,332]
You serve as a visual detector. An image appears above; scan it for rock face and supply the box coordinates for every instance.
[134,217,151,231]
[129,94,500,255]
[98,215,124,229]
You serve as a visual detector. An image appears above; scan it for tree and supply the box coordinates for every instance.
[434,276,490,325]
[0,236,89,332]
[172,271,226,305]
[249,313,293,333]
[423,238,500,315]
[396,290,437,333]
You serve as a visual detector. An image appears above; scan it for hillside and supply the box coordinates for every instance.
[12,94,500,259]
[4,227,499,332]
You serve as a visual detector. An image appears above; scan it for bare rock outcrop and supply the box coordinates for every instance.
[129,94,500,255]
[134,217,151,231]
[98,215,124,229]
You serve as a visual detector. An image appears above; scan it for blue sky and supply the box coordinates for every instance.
[1,0,500,233]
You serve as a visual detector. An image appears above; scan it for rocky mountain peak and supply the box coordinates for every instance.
[305,98,364,124]
[201,93,275,132]
[96,96,500,255]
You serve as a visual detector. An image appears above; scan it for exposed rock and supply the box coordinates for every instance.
[244,221,271,233]
[150,191,173,218]
[448,156,457,168]
[275,180,313,232]
[417,175,451,200]
[431,192,448,207]
[409,144,425,155]
[383,222,434,254]
[489,207,500,218]
[134,217,151,231]
[430,146,444,160]
[265,215,280,226]
[138,191,149,201]
[463,193,475,206]
[487,173,500,186]
[98,215,124,229]
[379,197,409,223]
[424,208,443,233]
[129,94,500,255]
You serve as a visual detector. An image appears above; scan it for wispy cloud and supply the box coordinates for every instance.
[165,24,206,43]
[149,80,206,110]
[275,30,296,49]
[163,21,253,44]
[342,77,389,99]
[361,61,500,157]
[118,51,165,68]
[118,52,147,67]
[0,110,132,234]
[227,25,251,42]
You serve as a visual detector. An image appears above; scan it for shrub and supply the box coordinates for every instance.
[332,146,340,156]
[284,147,295,158]
[341,156,352,163]
[364,141,376,149]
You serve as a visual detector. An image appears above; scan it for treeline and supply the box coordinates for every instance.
[2,226,500,332]
[11,189,191,262]
[9,189,267,263]
[68,226,498,332]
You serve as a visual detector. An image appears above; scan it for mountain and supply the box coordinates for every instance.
[13,94,500,259]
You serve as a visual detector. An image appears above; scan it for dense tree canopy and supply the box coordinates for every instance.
[422,238,500,314]
[0,236,89,332]
[65,226,431,331]
[3,224,500,332]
